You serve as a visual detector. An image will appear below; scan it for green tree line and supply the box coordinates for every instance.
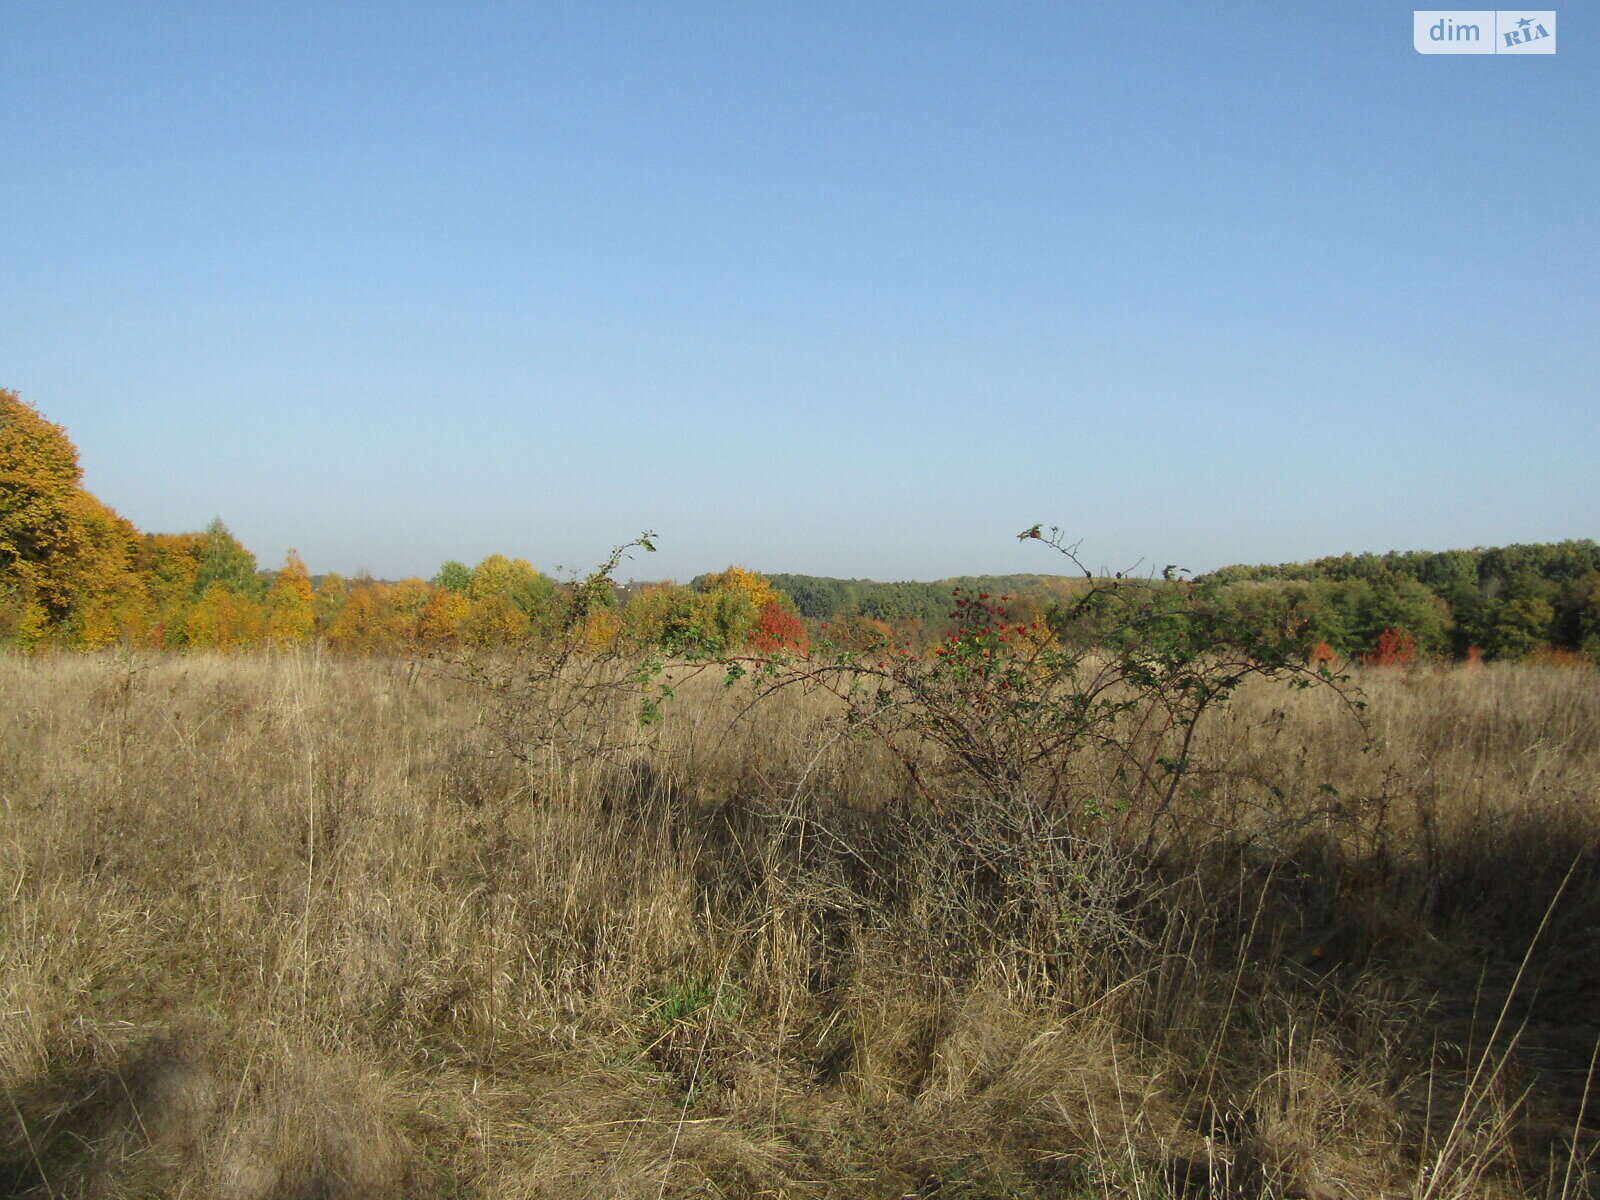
[1203,544,1600,660]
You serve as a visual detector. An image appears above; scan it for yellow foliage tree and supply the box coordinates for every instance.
[137,532,207,647]
[577,605,622,651]
[386,578,434,644]
[468,554,539,600]
[76,600,123,650]
[692,567,782,651]
[622,582,697,648]
[325,582,413,655]
[0,592,51,650]
[184,583,265,650]
[419,589,473,646]
[314,574,347,637]
[467,553,553,631]
[74,588,154,649]
[461,594,531,648]
[699,566,779,613]
[264,550,316,647]
[1,391,143,635]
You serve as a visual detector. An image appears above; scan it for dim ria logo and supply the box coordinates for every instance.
[1414,11,1555,53]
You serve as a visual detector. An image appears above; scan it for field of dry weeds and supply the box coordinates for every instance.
[1,652,1596,1199]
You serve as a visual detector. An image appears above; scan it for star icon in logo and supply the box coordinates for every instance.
[1517,16,1534,30]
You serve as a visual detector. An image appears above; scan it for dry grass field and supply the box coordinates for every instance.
[0,651,1596,1198]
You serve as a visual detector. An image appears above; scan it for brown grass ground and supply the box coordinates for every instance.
[0,651,1596,1198]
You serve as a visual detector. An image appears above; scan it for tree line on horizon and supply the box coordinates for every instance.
[755,550,1600,663]
[3,389,1597,662]
[0,390,808,656]
[1200,542,1600,661]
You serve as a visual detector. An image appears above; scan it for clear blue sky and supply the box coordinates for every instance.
[4,3,1594,582]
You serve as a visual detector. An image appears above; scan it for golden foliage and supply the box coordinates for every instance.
[461,593,530,648]
[314,573,348,635]
[0,593,51,649]
[576,605,622,651]
[184,583,265,650]
[325,583,413,655]
[621,581,695,646]
[418,589,473,645]
[468,553,541,600]
[265,551,316,647]
[699,565,779,613]
[139,532,206,606]
[0,390,142,623]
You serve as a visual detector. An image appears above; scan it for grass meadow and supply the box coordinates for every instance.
[0,651,1596,1198]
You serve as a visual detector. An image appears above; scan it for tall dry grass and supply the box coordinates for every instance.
[0,651,1595,1198]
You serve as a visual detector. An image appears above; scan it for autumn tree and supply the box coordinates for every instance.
[621,582,703,652]
[387,578,434,634]
[468,554,537,602]
[313,573,348,636]
[264,550,316,646]
[576,605,622,650]
[185,582,265,650]
[137,532,207,646]
[73,585,154,649]
[697,566,779,613]
[689,567,779,651]
[468,554,554,629]
[1361,628,1418,668]
[748,600,808,654]
[129,521,260,648]
[0,391,81,617]
[0,390,143,637]
[821,614,896,654]
[460,593,531,648]
[334,577,438,651]
[419,588,473,646]
[325,581,406,654]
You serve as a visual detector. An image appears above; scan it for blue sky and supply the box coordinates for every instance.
[3,3,1594,582]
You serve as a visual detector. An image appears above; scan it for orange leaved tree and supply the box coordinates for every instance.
[1362,628,1417,668]
[0,390,143,641]
[748,600,808,654]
